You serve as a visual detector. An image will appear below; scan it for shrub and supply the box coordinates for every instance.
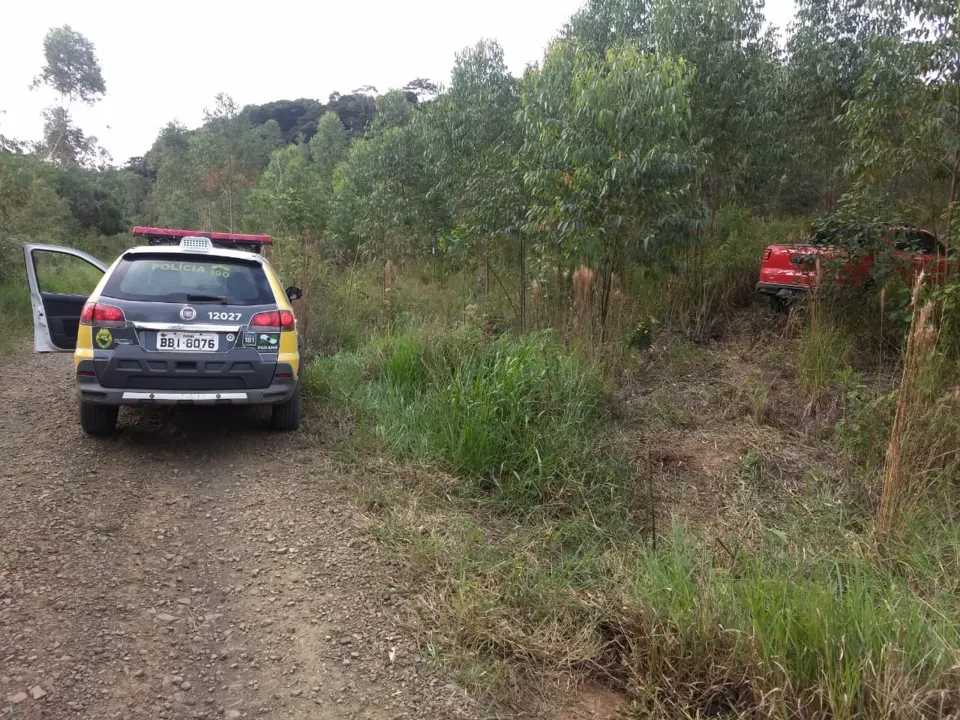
[304,327,628,512]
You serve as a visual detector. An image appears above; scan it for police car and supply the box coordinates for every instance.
[23,227,304,435]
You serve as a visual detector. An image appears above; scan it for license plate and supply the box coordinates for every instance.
[156,332,219,352]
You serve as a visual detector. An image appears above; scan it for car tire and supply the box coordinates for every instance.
[80,402,119,436]
[271,382,301,432]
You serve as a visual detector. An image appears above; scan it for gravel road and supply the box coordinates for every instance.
[0,351,475,720]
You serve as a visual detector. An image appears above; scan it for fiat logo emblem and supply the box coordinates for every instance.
[179,306,197,321]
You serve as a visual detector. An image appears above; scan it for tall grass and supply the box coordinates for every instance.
[307,318,960,717]
[0,280,31,352]
[386,506,960,718]
[797,290,852,403]
[305,327,627,512]
[630,211,804,338]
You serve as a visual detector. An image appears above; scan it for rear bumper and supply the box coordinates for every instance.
[756,282,808,297]
[76,362,297,406]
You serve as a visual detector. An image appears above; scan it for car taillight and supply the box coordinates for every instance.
[95,304,125,322]
[763,248,772,261]
[80,302,95,324]
[80,302,125,325]
[250,311,280,327]
[250,310,295,330]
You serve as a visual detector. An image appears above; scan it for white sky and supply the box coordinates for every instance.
[0,0,797,164]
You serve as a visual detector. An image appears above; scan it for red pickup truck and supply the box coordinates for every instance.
[757,226,954,308]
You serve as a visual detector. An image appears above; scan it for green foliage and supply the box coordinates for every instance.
[0,151,70,280]
[425,40,521,238]
[308,112,349,178]
[305,329,626,512]
[0,279,31,353]
[331,108,446,259]
[55,165,127,235]
[32,25,106,105]
[521,42,701,259]
[40,106,108,168]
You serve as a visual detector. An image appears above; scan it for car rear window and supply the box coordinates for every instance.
[102,254,274,306]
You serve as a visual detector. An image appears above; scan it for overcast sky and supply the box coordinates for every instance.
[0,0,797,164]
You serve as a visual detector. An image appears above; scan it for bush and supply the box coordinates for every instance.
[0,280,31,352]
[304,327,628,512]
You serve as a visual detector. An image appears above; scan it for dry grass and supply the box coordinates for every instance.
[877,275,946,541]
[303,296,960,719]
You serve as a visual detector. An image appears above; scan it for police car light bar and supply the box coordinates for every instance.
[132,227,273,252]
[179,237,214,252]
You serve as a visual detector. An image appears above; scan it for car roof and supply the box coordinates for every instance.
[121,245,268,264]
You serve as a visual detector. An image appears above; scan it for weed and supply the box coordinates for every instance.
[305,327,628,514]
[796,294,851,403]
[742,373,771,423]
[877,278,957,541]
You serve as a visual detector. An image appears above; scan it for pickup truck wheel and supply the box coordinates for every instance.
[271,382,301,432]
[770,295,791,313]
[79,402,119,436]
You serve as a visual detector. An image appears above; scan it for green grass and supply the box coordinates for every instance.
[306,317,960,718]
[305,326,627,513]
[797,300,852,402]
[0,279,31,352]
[377,498,959,718]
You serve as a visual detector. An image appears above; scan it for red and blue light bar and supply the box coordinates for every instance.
[132,226,273,248]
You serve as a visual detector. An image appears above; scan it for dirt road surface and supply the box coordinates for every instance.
[0,351,475,719]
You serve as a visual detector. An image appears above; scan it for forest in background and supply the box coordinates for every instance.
[2,0,957,282]
[2,1,960,717]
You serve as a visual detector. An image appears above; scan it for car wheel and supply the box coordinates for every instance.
[79,402,119,436]
[271,382,301,432]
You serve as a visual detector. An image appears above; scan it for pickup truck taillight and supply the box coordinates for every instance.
[763,248,772,261]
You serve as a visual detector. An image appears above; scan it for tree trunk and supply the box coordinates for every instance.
[598,232,620,344]
[946,73,960,282]
[484,245,491,296]
[945,145,958,283]
[519,232,526,334]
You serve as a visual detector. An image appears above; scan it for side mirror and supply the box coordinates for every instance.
[286,286,303,302]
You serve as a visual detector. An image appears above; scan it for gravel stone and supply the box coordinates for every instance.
[0,351,477,720]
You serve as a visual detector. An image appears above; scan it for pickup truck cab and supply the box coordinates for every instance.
[757,226,953,308]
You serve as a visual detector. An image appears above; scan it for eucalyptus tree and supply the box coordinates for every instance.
[905,0,960,253]
[148,122,201,229]
[650,0,782,216]
[189,94,283,231]
[785,0,899,212]
[31,25,107,166]
[331,92,444,260]
[521,41,701,337]
[423,40,523,298]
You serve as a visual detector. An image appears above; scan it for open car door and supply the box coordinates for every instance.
[23,244,107,352]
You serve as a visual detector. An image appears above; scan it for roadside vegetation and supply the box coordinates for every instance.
[2,0,959,717]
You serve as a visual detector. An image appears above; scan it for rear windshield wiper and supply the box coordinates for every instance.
[186,294,228,304]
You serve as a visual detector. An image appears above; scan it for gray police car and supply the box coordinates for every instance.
[24,227,304,435]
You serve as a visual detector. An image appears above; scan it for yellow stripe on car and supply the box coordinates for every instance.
[279,331,299,377]
[75,326,94,368]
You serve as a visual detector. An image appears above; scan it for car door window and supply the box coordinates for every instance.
[24,245,107,352]
[892,230,938,255]
[33,250,104,295]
